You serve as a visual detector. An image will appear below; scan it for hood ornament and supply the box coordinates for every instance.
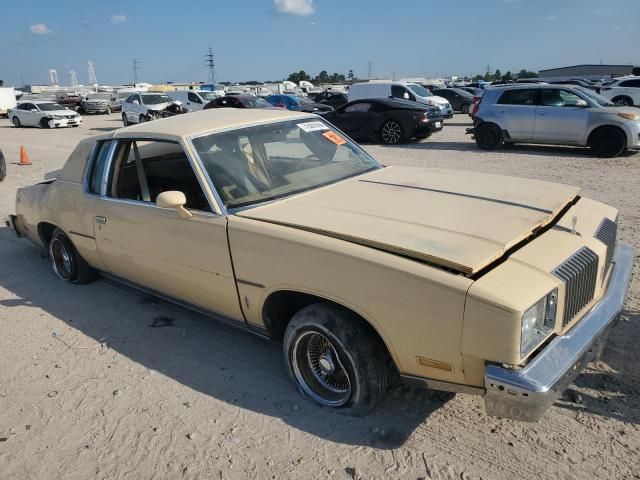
[571,216,578,235]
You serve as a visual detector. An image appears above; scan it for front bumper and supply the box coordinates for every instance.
[484,244,634,422]
[621,121,640,150]
[49,117,82,128]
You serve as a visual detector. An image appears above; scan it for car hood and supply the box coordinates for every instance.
[236,166,580,275]
[47,109,77,115]
[146,102,178,110]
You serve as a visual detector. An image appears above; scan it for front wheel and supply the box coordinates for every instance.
[612,96,633,107]
[106,106,112,115]
[122,113,128,126]
[12,116,21,128]
[589,127,627,158]
[475,123,503,150]
[380,120,405,145]
[49,228,97,284]
[284,303,389,415]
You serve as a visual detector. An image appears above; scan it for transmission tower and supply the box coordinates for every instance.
[367,60,373,80]
[48,69,59,85]
[69,70,78,87]
[205,46,215,84]
[88,61,97,86]
[132,58,141,84]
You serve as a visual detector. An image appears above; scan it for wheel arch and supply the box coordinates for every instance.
[261,289,399,370]
[37,221,67,249]
[587,124,628,146]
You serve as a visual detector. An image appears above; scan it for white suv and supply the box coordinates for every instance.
[599,76,640,106]
[122,92,187,126]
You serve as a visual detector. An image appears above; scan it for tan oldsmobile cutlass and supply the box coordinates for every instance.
[8,109,633,421]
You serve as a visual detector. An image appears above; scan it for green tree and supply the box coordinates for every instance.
[502,71,513,82]
[287,70,311,83]
[0,79,4,87]
[347,69,354,80]
[517,69,538,79]
[493,69,502,81]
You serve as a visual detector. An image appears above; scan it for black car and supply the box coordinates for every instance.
[460,86,482,96]
[204,95,278,110]
[313,92,348,109]
[431,88,474,113]
[320,98,443,145]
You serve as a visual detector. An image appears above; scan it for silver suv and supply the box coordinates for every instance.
[471,84,640,158]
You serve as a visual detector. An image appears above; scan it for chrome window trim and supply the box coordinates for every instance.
[95,137,221,217]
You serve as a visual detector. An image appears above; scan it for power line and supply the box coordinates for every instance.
[205,46,215,84]
[133,58,141,84]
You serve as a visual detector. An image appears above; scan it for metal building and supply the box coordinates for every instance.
[538,64,637,81]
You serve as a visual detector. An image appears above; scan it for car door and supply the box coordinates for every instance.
[20,103,37,126]
[533,88,590,144]
[391,85,416,102]
[333,102,373,136]
[187,92,203,110]
[493,88,538,141]
[90,137,244,320]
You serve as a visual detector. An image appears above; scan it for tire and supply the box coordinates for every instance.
[416,133,432,140]
[475,123,503,150]
[122,113,128,126]
[48,228,97,284]
[12,116,21,128]
[460,103,470,114]
[588,127,627,158]
[380,120,405,145]
[106,106,112,115]
[139,115,147,123]
[612,96,633,107]
[284,303,389,415]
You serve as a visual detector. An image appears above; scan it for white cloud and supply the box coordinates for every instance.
[110,14,128,24]
[274,0,315,16]
[544,14,558,21]
[29,23,51,35]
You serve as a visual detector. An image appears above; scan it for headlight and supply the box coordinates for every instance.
[52,115,64,120]
[618,112,639,121]
[520,289,558,357]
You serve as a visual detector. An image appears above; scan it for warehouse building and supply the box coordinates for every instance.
[538,64,638,80]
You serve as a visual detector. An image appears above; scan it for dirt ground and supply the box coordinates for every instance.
[0,113,638,480]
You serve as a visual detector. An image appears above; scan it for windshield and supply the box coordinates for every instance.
[38,103,65,111]
[142,94,173,105]
[574,86,615,107]
[293,95,314,104]
[117,92,132,98]
[198,92,218,101]
[192,119,380,209]
[242,97,272,108]
[407,84,433,97]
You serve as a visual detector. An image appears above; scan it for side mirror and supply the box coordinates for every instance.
[403,92,410,100]
[31,109,38,112]
[575,99,589,108]
[156,191,192,219]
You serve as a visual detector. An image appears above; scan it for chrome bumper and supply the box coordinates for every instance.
[484,244,634,422]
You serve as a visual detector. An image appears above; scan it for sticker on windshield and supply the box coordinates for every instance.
[322,131,347,145]
[297,121,329,133]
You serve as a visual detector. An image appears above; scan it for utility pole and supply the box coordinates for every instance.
[205,46,215,84]
[133,58,141,85]
[367,60,373,80]
[69,70,78,87]
[88,61,97,89]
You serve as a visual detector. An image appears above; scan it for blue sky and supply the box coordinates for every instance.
[0,0,638,86]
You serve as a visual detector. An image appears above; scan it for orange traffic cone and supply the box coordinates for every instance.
[19,146,31,166]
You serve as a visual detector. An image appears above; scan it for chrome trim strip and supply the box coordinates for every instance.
[401,374,485,395]
[100,271,271,340]
[69,231,95,240]
[484,244,634,422]
[236,279,266,289]
[358,179,554,214]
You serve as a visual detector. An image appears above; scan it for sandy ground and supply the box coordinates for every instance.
[0,114,638,480]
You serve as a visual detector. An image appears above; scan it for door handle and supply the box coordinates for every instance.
[95,216,107,225]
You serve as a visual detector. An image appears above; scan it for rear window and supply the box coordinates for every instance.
[497,89,538,106]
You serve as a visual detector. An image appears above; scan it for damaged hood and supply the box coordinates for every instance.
[147,102,179,110]
[236,166,580,274]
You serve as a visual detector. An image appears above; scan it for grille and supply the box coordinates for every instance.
[594,217,617,272]
[553,247,599,327]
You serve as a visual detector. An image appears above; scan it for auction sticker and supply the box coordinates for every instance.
[322,131,347,145]
[297,121,329,132]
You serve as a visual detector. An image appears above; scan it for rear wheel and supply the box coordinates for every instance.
[48,229,97,284]
[380,120,405,145]
[106,106,112,115]
[588,127,627,158]
[139,115,147,123]
[460,103,470,114]
[284,303,389,415]
[12,116,21,128]
[475,123,503,150]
